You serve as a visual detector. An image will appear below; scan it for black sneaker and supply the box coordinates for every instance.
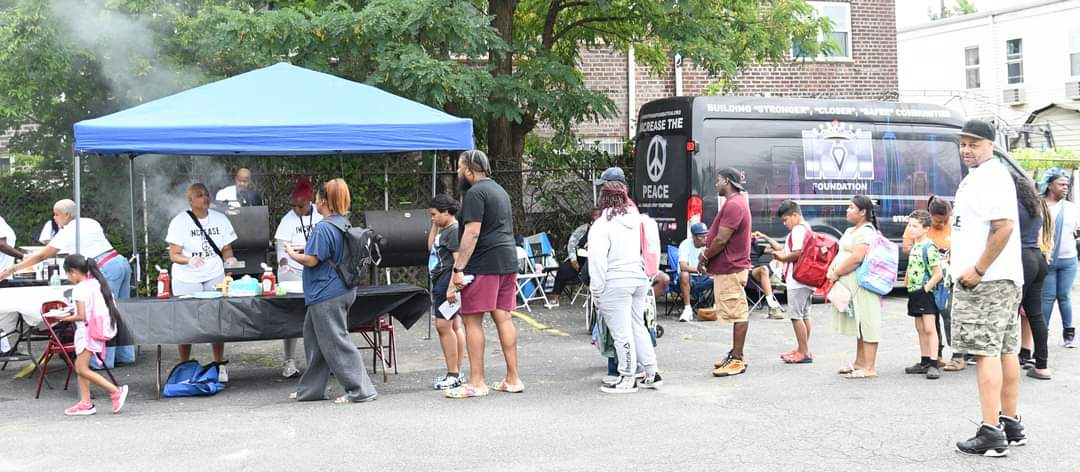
[999,415,1027,446]
[955,424,1009,457]
[904,362,929,374]
[640,372,663,389]
[1021,358,1035,370]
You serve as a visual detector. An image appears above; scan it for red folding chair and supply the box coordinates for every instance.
[353,316,397,380]
[34,301,116,399]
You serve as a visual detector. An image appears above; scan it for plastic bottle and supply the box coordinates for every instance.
[222,273,233,297]
[48,271,61,287]
[155,265,172,299]
[260,263,277,296]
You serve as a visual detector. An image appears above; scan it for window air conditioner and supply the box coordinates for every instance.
[1002,88,1025,106]
[1067,81,1080,100]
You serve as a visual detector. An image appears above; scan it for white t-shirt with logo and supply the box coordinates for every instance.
[784,223,810,290]
[1046,199,1079,260]
[0,216,16,272]
[951,159,1023,285]
[274,206,323,272]
[38,221,55,244]
[48,218,114,258]
[166,210,237,283]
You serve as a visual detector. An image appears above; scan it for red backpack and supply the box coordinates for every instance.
[787,224,838,288]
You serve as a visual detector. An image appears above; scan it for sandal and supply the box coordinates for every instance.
[843,369,878,379]
[490,380,525,393]
[334,393,378,404]
[780,350,798,360]
[445,384,490,399]
[783,352,813,364]
[837,364,856,375]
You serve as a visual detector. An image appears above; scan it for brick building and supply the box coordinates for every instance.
[573,0,898,154]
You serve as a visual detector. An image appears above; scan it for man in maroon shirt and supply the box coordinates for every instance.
[698,168,753,377]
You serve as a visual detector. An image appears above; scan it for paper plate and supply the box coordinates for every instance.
[192,291,224,299]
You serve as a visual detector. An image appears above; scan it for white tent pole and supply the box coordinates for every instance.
[73,149,81,254]
[128,155,141,288]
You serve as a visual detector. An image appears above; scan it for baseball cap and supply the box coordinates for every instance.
[718,167,746,191]
[958,119,995,142]
[690,222,709,235]
[594,167,627,185]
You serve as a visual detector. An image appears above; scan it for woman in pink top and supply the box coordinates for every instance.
[57,254,129,416]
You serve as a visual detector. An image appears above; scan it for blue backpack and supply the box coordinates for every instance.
[162,360,226,398]
[920,244,950,312]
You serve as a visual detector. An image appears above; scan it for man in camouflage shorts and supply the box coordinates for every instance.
[950,120,1026,457]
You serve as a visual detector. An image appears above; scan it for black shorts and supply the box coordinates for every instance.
[907,289,939,316]
[431,271,452,311]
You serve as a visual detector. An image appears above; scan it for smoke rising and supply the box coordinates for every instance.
[47,0,203,106]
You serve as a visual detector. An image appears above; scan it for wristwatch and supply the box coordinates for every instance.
[452,267,464,274]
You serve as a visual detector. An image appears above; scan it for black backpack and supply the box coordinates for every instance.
[324,218,382,288]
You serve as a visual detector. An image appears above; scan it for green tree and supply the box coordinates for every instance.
[1,0,831,229]
[929,0,977,21]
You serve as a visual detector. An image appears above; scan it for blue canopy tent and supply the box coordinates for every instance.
[71,62,474,283]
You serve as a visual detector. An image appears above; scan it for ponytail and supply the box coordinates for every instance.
[63,254,120,329]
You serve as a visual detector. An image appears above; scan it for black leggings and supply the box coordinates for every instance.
[1022,247,1050,369]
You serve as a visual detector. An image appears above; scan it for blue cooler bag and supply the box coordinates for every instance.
[162,360,226,398]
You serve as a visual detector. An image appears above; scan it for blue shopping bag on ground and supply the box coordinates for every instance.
[162,360,226,398]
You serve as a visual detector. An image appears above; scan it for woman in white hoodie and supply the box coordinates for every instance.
[588,168,662,393]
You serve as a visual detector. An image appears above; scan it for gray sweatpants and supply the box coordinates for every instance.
[597,281,657,377]
[295,290,377,401]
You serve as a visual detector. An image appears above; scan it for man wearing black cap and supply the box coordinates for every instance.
[699,168,754,377]
[951,119,1025,456]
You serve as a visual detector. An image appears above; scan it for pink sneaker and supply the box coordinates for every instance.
[64,401,96,416]
[111,385,129,413]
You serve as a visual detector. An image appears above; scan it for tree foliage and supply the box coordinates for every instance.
[0,0,833,229]
[929,0,977,21]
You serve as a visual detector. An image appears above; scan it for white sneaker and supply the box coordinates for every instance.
[679,305,693,322]
[601,375,620,386]
[766,295,782,309]
[218,365,229,383]
[282,359,300,378]
[600,376,638,393]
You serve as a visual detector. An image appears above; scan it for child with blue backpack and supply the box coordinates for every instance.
[903,210,944,380]
[57,254,129,416]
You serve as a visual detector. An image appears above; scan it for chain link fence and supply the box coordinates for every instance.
[1,152,620,293]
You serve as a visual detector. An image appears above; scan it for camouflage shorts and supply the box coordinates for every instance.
[950,280,1022,357]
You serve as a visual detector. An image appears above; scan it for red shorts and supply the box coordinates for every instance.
[461,273,517,315]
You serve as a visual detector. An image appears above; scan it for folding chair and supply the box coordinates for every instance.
[523,232,559,292]
[354,315,397,381]
[744,269,769,314]
[516,247,551,312]
[662,245,713,317]
[34,301,117,399]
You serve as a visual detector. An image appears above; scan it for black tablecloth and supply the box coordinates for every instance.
[114,284,430,345]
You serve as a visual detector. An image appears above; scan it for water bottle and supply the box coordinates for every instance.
[49,271,61,286]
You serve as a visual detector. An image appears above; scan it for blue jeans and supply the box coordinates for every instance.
[91,255,135,368]
[1042,256,1077,331]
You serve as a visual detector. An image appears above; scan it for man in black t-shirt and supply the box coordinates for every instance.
[445,150,523,398]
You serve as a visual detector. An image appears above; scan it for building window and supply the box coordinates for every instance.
[964,46,980,89]
[1006,38,1023,85]
[580,138,624,157]
[1070,29,1080,77]
[793,1,852,60]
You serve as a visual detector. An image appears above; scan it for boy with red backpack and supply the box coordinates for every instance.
[757,200,836,364]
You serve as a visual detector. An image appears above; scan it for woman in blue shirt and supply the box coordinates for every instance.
[285,179,377,404]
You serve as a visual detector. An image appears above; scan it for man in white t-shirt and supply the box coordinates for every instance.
[0,216,22,274]
[950,119,1025,457]
[758,200,814,364]
[676,222,712,322]
[272,177,321,378]
[0,200,135,367]
[215,168,263,207]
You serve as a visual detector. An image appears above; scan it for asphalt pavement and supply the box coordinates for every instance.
[2,290,1078,471]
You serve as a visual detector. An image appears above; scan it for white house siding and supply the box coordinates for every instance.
[898,0,1080,151]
